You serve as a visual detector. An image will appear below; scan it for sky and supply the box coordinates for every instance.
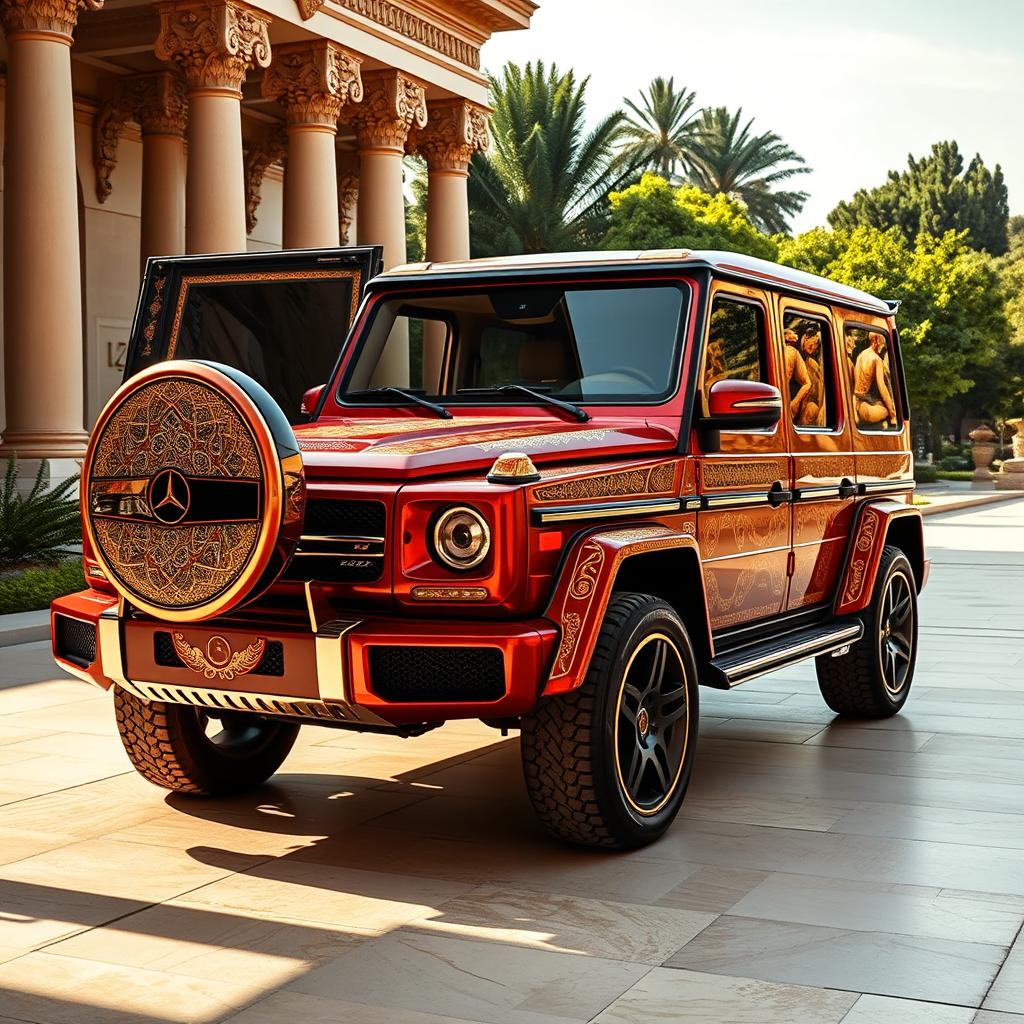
[479,0,1024,233]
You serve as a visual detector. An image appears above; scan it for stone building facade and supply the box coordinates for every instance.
[0,0,535,483]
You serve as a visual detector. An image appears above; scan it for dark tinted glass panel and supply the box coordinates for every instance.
[783,312,836,430]
[704,297,765,399]
[174,279,354,423]
[846,325,900,430]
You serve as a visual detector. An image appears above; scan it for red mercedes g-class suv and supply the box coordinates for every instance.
[51,246,926,848]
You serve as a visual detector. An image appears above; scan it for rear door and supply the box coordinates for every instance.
[697,281,792,631]
[778,296,857,610]
[123,247,383,424]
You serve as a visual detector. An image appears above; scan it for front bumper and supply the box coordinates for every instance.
[51,588,558,726]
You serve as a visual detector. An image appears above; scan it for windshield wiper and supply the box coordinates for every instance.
[346,386,452,420]
[460,385,589,419]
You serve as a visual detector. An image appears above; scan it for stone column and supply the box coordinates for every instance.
[410,99,488,389]
[346,69,427,269]
[155,0,271,254]
[0,0,103,467]
[262,41,362,249]
[336,146,359,246]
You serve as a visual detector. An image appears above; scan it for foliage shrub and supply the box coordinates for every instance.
[0,560,84,615]
[913,464,940,484]
[0,459,81,570]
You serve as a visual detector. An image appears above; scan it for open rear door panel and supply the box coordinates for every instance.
[123,247,383,423]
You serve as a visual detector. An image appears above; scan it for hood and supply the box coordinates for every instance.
[295,414,679,479]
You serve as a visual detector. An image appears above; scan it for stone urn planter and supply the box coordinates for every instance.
[995,418,1024,491]
[968,425,998,486]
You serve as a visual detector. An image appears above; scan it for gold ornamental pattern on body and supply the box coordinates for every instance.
[82,362,293,621]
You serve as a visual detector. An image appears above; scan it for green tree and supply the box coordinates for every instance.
[616,77,699,181]
[602,173,777,260]
[685,106,810,235]
[828,141,1009,256]
[467,61,634,256]
[778,226,1010,416]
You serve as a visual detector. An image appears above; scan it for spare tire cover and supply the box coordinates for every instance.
[82,360,305,621]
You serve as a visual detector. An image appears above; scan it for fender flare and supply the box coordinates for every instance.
[542,523,709,696]
[834,499,925,617]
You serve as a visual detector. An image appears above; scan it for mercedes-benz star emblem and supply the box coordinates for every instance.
[148,468,191,524]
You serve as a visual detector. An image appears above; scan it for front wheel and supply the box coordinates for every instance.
[114,688,299,795]
[521,593,699,849]
[816,544,918,718]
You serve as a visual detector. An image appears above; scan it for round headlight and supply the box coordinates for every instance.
[432,506,491,571]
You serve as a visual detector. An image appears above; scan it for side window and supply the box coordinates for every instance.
[783,312,836,430]
[845,325,901,431]
[703,296,766,403]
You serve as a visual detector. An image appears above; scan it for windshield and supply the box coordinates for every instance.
[338,281,689,406]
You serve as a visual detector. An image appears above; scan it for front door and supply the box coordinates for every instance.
[123,246,383,424]
[698,282,792,632]
[777,296,857,610]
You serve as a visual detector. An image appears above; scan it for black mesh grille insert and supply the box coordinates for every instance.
[154,632,285,677]
[54,614,97,666]
[368,646,506,703]
[304,499,386,538]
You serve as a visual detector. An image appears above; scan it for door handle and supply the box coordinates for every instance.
[838,478,858,499]
[767,482,794,507]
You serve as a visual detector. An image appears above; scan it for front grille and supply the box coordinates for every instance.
[368,646,506,703]
[304,499,386,538]
[54,614,97,666]
[154,632,285,677]
[286,498,387,583]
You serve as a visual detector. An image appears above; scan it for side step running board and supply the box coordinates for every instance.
[707,620,864,688]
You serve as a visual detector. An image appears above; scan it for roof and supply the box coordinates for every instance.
[379,249,894,316]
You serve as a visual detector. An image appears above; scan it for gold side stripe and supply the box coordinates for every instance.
[536,499,683,524]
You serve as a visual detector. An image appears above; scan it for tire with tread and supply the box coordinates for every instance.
[114,688,299,795]
[521,593,699,849]
[816,544,918,718]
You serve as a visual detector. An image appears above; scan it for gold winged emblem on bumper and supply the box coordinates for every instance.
[171,633,267,680]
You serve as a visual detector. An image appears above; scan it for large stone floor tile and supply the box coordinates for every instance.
[288,929,650,1024]
[802,724,935,752]
[727,872,1023,945]
[985,931,1024,1014]
[666,915,1003,1005]
[922,734,1024,760]
[183,861,474,932]
[225,990,484,1024]
[0,826,79,866]
[839,993,975,1023]
[412,887,714,963]
[47,900,374,988]
[590,966,857,1024]
[653,866,770,914]
[680,790,856,831]
[0,950,273,1024]
[701,719,826,744]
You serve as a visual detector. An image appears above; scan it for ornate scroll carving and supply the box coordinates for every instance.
[155,0,271,93]
[409,98,489,172]
[261,40,363,128]
[295,0,324,18]
[0,0,102,40]
[243,126,287,234]
[333,0,480,69]
[93,72,187,203]
[336,147,359,245]
[532,462,676,504]
[343,69,427,151]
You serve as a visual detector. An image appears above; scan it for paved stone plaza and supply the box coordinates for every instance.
[0,498,1022,1023]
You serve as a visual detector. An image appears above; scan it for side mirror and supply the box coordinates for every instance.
[700,379,782,451]
[300,384,326,417]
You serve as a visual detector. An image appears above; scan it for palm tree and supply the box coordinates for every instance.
[467,61,635,255]
[617,77,699,181]
[686,106,811,234]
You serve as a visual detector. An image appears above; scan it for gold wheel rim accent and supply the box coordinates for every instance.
[82,361,287,622]
[613,631,690,816]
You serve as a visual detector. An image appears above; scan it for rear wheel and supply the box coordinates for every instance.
[521,593,699,849]
[114,687,299,794]
[816,544,918,718]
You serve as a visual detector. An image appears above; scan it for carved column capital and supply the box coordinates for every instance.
[410,98,489,173]
[344,69,427,152]
[155,0,271,94]
[261,40,362,129]
[0,0,102,42]
[93,72,188,203]
[243,125,286,234]
[336,146,359,244]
